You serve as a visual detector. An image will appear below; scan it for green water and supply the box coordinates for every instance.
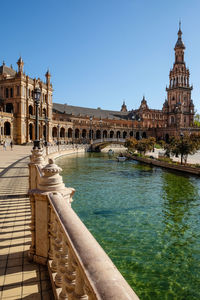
[56,153,200,300]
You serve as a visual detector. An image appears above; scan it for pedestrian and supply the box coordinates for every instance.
[10,141,13,150]
[3,141,6,151]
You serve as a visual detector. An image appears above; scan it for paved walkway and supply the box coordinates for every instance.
[0,146,53,299]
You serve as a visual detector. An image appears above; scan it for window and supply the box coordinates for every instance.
[17,86,20,96]
[10,88,13,98]
[6,88,9,98]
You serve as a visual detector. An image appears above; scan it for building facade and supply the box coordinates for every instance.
[0,26,196,145]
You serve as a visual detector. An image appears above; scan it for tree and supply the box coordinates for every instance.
[125,137,138,152]
[194,113,200,127]
[164,133,200,164]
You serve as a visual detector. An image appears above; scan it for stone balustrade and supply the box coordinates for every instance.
[28,147,139,300]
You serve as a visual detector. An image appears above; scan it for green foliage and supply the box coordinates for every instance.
[164,133,200,164]
[194,113,200,127]
[125,137,156,155]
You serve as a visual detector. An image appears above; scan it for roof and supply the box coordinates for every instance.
[53,103,129,120]
[0,64,16,77]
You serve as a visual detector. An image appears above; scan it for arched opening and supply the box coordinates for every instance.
[43,125,46,139]
[82,129,87,138]
[60,127,65,138]
[165,133,169,143]
[110,131,114,138]
[103,130,107,138]
[68,128,73,138]
[123,131,127,139]
[4,122,11,136]
[29,105,33,115]
[116,131,121,138]
[96,130,101,139]
[171,116,175,124]
[142,132,147,138]
[75,128,80,139]
[43,108,47,117]
[130,131,133,137]
[52,127,57,138]
[5,103,13,113]
[29,123,33,140]
[136,132,140,140]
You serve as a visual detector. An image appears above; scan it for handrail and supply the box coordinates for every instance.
[48,193,139,300]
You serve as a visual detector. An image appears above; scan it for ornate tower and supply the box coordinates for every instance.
[165,23,194,128]
[17,56,24,74]
[121,100,127,112]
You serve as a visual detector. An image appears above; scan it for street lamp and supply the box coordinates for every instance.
[89,116,93,143]
[131,115,135,137]
[44,116,48,147]
[57,123,60,145]
[33,88,41,149]
[180,132,184,164]
[138,116,141,139]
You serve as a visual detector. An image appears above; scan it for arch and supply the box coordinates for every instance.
[96,130,101,139]
[52,127,57,138]
[116,131,121,138]
[5,103,13,113]
[142,132,147,138]
[29,105,33,115]
[123,131,127,139]
[136,132,140,140]
[4,122,11,136]
[29,123,33,140]
[60,127,65,138]
[165,133,169,143]
[75,128,80,139]
[42,108,47,117]
[130,131,133,137]
[110,131,114,138]
[43,125,46,139]
[171,116,175,124]
[82,129,87,138]
[103,130,107,138]
[68,128,73,138]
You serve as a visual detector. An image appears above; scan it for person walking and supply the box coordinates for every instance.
[3,141,6,151]
[10,141,13,150]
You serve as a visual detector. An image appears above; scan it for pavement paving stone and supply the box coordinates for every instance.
[0,146,53,299]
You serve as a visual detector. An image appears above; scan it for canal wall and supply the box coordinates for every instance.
[130,155,200,176]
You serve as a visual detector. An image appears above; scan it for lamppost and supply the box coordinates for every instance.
[99,119,102,140]
[33,88,41,149]
[90,116,93,144]
[57,124,60,145]
[131,115,135,137]
[44,116,48,147]
[180,132,184,164]
[138,116,141,139]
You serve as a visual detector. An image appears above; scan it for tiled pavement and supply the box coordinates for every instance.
[0,146,54,299]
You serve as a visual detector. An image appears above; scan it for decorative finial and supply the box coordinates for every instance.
[179,20,181,31]
[2,60,5,66]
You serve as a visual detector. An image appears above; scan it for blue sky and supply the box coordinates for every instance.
[1,0,200,112]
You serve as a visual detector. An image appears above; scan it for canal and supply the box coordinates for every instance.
[56,152,200,300]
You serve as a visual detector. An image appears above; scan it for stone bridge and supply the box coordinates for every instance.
[90,138,126,151]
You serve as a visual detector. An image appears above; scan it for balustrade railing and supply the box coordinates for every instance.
[28,146,139,299]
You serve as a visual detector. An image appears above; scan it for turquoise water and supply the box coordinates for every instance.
[56,153,200,300]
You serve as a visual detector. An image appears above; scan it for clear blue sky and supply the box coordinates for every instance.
[1,0,200,112]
